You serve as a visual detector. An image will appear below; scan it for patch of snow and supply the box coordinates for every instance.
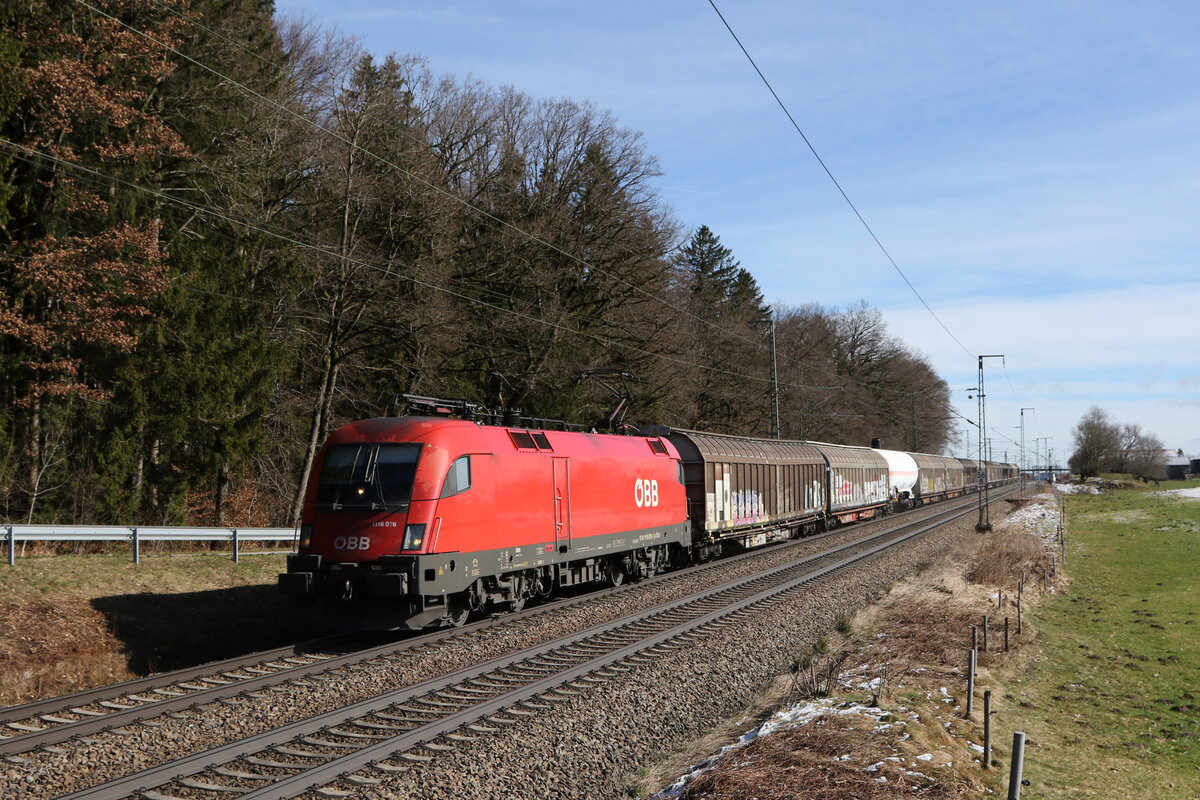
[649,698,905,798]
[1156,487,1200,500]
[1054,483,1100,494]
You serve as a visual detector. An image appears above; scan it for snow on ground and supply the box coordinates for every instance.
[647,698,915,799]
[1053,483,1101,495]
[998,492,1061,543]
[1155,487,1200,500]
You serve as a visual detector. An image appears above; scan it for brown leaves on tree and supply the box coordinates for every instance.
[0,220,170,403]
[19,1,190,209]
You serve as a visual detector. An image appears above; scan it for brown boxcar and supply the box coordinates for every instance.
[912,452,968,503]
[958,458,983,490]
[665,429,828,550]
[809,441,890,521]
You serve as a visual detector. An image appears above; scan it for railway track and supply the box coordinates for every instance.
[35,490,1010,800]
[0,492,976,757]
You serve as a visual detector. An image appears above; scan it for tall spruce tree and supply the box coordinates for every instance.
[669,225,771,434]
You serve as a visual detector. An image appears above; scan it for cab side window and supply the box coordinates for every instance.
[440,456,472,498]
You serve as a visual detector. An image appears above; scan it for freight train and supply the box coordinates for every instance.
[279,398,1017,629]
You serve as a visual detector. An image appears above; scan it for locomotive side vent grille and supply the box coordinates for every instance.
[648,439,668,456]
[508,430,537,450]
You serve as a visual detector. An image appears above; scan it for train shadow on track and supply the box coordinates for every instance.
[90,586,342,675]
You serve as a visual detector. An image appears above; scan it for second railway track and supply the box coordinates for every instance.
[0,492,979,757]
[15,489,1012,800]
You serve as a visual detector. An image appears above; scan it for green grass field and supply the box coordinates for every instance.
[1010,480,1200,798]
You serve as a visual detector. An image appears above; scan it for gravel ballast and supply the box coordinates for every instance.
[0,500,999,799]
[336,508,997,800]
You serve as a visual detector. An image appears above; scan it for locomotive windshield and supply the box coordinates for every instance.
[316,443,421,511]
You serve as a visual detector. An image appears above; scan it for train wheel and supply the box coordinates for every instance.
[509,574,527,612]
[607,558,626,587]
[447,593,470,627]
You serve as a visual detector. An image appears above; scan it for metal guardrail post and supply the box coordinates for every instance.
[232,528,240,563]
[1007,731,1027,799]
[6,526,13,566]
[966,648,976,718]
[131,527,140,564]
[983,689,992,768]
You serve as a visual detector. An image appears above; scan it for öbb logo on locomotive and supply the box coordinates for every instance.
[634,478,660,508]
[278,400,1018,631]
[333,535,371,551]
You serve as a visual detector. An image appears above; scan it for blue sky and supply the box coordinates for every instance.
[277,0,1200,462]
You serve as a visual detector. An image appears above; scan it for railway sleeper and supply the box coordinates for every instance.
[243,755,304,770]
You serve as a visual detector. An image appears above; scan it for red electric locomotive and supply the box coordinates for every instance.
[279,402,690,629]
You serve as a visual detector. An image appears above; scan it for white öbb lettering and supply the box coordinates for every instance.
[333,535,372,551]
[634,478,659,508]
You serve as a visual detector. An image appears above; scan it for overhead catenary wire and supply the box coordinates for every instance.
[75,0,966,414]
[48,2,985,446]
[75,0,797,378]
[705,0,974,361]
[0,138,843,396]
[6,136,987,445]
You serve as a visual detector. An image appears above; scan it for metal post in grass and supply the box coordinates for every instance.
[5,525,13,566]
[1007,731,1027,799]
[232,528,240,563]
[983,689,993,769]
[131,526,140,564]
[966,648,977,718]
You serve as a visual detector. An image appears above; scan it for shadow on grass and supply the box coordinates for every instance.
[91,585,343,675]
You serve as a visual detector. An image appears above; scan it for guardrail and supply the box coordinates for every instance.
[2,524,298,565]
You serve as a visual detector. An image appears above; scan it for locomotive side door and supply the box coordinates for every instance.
[552,457,571,552]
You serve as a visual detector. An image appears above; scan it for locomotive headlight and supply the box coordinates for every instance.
[298,524,313,552]
[402,524,426,551]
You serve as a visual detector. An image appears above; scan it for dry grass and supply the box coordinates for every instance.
[0,595,131,706]
[965,531,1052,589]
[676,717,970,800]
[0,552,309,707]
[639,504,1066,799]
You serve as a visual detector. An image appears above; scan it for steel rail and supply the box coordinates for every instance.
[54,491,1012,800]
[0,492,987,752]
[0,493,949,732]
